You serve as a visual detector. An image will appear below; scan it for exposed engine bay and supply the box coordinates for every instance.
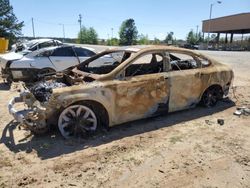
[30,81,67,102]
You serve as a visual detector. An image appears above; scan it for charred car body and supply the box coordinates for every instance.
[8,46,234,138]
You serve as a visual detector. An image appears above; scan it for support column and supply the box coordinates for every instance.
[230,33,234,43]
[241,33,244,50]
[225,33,228,44]
[216,33,220,43]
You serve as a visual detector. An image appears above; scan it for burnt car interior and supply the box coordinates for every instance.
[78,51,202,76]
[169,53,199,71]
[45,50,206,84]
[125,53,164,76]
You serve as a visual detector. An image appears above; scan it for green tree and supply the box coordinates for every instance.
[119,18,138,45]
[197,31,204,43]
[186,30,197,45]
[137,34,150,45]
[0,0,24,45]
[107,38,119,46]
[165,31,174,44]
[152,37,161,45]
[78,26,98,44]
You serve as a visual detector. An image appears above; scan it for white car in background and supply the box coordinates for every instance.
[2,45,116,82]
[0,38,63,78]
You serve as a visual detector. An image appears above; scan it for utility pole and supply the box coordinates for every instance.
[59,24,65,42]
[78,14,82,31]
[111,28,113,45]
[196,25,199,38]
[63,24,65,41]
[78,14,82,43]
[207,1,222,49]
[31,17,35,38]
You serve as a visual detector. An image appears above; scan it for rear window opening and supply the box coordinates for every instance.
[169,53,198,71]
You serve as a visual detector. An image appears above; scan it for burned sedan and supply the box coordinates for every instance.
[8,46,233,138]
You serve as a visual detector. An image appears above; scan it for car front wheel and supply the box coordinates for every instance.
[58,104,98,139]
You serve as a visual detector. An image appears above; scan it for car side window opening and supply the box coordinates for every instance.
[29,45,39,51]
[87,51,124,68]
[125,53,164,77]
[38,41,56,49]
[51,47,75,57]
[169,53,199,71]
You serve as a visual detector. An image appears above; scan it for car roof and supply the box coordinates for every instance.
[25,38,62,48]
[29,38,55,44]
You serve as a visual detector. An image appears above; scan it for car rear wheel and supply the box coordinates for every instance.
[58,104,98,139]
[201,86,223,107]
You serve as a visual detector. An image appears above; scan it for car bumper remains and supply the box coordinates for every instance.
[8,96,33,123]
[8,92,48,133]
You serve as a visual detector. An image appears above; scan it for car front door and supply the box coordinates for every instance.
[112,52,170,124]
[49,47,79,71]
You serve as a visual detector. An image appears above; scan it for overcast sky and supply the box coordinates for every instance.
[10,0,250,40]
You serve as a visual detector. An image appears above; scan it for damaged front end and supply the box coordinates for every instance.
[8,80,67,134]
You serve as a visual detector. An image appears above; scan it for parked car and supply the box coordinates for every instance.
[1,45,115,82]
[11,38,62,54]
[0,39,62,80]
[8,46,233,138]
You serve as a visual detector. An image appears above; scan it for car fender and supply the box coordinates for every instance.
[51,85,115,125]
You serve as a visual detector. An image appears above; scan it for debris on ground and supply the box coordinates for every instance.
[205,120,213,125]
[234,106,250,116]
[217,119,224,125]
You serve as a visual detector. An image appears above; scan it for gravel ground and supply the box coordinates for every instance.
[0,47,250,188]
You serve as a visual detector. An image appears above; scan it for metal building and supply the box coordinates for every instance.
[202,12,250,43]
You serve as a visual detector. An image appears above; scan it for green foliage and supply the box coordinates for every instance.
[197,31,204,43]
[152,37,161,45]
[186,30,196,45]
[107,38,119,46]
[137,34,150,45]
[0,0,24,44]
[119,18,138,45]
[78,26,98,44]
[165,31,174,44]
[186,30,204,45]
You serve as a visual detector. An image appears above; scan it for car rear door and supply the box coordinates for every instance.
[49,47,78,71]
[73,47,96,63]
[167,52,203,112]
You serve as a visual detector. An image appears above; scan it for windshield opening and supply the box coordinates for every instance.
[78,50,134,75]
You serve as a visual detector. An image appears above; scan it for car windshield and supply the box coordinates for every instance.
[78,50,134,75]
